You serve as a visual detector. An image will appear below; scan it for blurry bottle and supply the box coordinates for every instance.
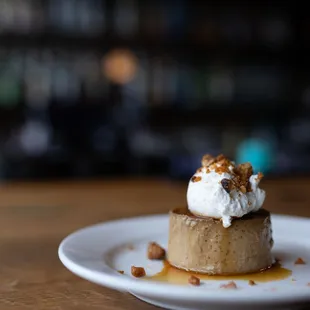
[121,54,148,106]
[259,15,291,47]
[150,58,164,105]
[51,57,80,104]
[114,0,138,37]
[13,0,33,34]
[162,0,186,39]
[48,0,76,34]
[76,0,105,36]
[75,53,108,100]
[18,119,51,157]
[24,50,52,110]
[206,67,234,103]
[0,0,14,33]
[0,50,21,108]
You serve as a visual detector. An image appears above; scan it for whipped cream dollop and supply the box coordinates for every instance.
[187,154,266,228]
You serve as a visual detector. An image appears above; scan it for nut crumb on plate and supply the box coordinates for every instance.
[118,270,124,274]
[248,280,256,286]
[127,244,135,250]
[131,266,146,278]
[294,257,306,265]
[147,242,166,260]
[220,281,237,289]
[188,275,200,286]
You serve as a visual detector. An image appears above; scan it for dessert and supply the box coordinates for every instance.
[167,154,273,275]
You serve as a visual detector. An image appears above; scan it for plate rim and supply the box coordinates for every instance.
[58,213,310,305]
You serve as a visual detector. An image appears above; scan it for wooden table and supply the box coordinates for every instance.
[0,178,309,309]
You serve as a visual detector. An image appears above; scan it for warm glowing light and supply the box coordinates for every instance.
[102,48,138,84]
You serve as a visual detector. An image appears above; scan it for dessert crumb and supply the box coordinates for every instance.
[248,280,256,286]
[127,244,135,250]
[220,281,237,289]
[191,176,202,182]
[188,275,200,286]
[147,242,166,260]
[131,266,146,278]
[118,270,124,274]
[294,257,306,265]
[291,278,296,282]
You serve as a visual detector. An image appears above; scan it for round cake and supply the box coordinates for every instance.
[167,154,273,275]
[168,207,273,275]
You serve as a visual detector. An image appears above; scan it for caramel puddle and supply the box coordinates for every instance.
[147,260,291,285]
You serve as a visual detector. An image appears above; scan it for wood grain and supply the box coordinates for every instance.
[0,178,309,309]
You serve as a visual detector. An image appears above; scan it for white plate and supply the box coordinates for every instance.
[58,213,310,310]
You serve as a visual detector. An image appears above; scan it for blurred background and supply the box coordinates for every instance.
[0,0,308,182]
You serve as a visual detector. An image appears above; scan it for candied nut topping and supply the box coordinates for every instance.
[220,281,237,289]
[147,242,166,260]
[257,172,264,180]
[191,176,202,182]
[248,280,256,286]
[240,185,247,194]
[294,257,306,265]
[188,275,200,286]
[127,244,135,250]
[118,270,124,274]
[131,266,146,278]
[201,154,215,167]
[196,153,263,194]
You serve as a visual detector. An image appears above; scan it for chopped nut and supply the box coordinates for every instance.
[147,242,166,260]
[191,176,202,182]
[294,258,306,265]
[118,270,124,274]
[201,154,215,167]
[131,266,146,278]
[188,275,200,286]
[248,280,256,286]
[127,244,135,250]
[240,185,247,193]
[257,172,264,180]
[221,178,233,193]
[220,281,237,289]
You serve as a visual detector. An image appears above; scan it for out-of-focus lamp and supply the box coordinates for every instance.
[102,48,138,85]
